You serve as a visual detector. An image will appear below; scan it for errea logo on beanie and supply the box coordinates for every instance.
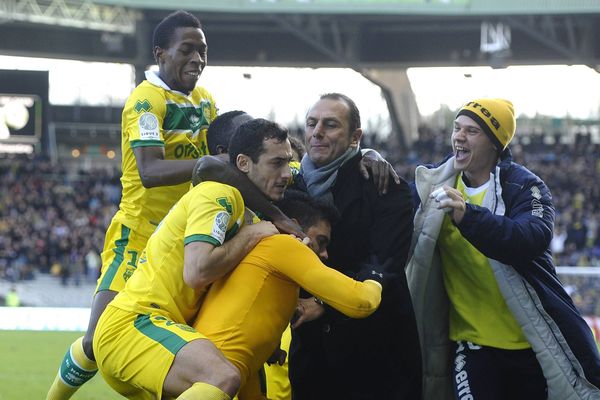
[456,98,516,150]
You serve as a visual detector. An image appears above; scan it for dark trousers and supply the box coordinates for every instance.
[452,341,547,400]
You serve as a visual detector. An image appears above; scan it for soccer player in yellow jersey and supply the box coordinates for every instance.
[46,10,218,400]
[92,118,293,400]
[192,190,389,399]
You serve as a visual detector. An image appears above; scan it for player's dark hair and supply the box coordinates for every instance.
[229,118,288,164]
[320,92,361,134]
[275,190,339,231]
[288,135,306,161]
[207,110,252,155]
[153,10,202,49]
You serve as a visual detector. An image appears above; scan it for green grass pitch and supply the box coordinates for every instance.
[0,330,121,400]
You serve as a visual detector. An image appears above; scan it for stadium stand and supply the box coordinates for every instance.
[1,128,599,312]
[0,155,119,306]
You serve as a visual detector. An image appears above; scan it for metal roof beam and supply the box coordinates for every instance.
[0,0,138,34]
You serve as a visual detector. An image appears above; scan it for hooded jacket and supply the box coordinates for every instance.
[406,149,600,400]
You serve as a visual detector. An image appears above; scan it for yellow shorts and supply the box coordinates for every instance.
[264,324,292,400]
[96,220,151,293]
[93,305,207,400]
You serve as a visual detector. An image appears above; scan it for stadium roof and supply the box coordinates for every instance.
[92,0,600,16]
[2,0,600,71]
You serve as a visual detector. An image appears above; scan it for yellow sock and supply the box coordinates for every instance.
[46,336,98,400]
[177,382,232,400]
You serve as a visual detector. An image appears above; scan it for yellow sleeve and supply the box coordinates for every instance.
[238,372,266,400]
[183,182,244,247]
[125,83,167,149]
[259,235,381,318]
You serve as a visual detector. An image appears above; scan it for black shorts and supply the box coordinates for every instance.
[452,341,547,400]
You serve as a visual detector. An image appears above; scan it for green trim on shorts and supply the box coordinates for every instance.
[134,314,187,355]
[97,225,131,292]
[130,139,164,148]
[184,234,221,247]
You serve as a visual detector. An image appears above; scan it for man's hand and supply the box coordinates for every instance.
[242,220,280,243]
[271,215,306,239]
[291,297,325,329]
[430,185,466,224]
[355,255,397,289]
[266,347,287,366]
[360,149,400,195]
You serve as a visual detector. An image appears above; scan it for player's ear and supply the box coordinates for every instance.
[153,46,164,64]
[236,154,251,173]
[215,145,227,155]
[350,128,363,148]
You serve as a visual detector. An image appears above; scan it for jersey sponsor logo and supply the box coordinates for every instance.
[152,315,196,332]
[212,211,230,244]
[138,112,160,141]
[174,143,200,159]
[134,99,152,113]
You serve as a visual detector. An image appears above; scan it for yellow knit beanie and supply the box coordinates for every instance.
[456,98,516,150]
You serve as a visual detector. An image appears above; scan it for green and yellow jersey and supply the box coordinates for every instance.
[438,173,529,350]
[111,181,245,324]
[117,70,218,233]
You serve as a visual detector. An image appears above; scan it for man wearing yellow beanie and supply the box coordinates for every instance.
[406,98,600,400]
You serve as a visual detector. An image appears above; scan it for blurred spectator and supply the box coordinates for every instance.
[85,246,101,283]
[5,285,20,307]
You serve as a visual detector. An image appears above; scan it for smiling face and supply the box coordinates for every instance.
[155,26,207,94]
[452,114,499,187]
[240,138,293,201]
[305,98,362,167]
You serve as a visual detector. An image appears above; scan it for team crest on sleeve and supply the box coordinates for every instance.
[212,211,230,244]
[530,185,544,218]
[134,99,152,113]
[138,112,160,140]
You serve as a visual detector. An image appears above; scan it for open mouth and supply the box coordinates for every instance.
[455,146,470,162]
[184,71,200,78]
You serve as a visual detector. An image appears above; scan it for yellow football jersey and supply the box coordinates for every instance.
[438,173,529,350]
[111,181,245,324]
[117,71,218,233]
[193,234,382,392]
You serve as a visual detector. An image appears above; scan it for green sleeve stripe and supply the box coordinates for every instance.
[184,234,221,247]
[130,139,164,148]
[97,224,131,292]
[134,315,187,355]
[224,223,240,242]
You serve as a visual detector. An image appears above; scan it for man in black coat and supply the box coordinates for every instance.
[289,93,422,399]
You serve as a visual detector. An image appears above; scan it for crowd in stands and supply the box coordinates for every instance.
[0,156,120,286]
[1,126,599,313]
